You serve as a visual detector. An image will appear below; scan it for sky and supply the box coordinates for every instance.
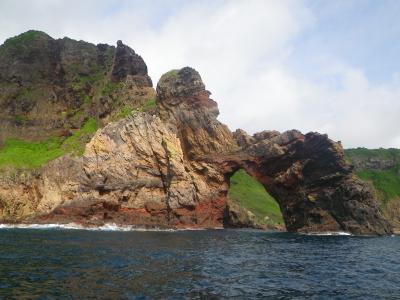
[0,0,399,148]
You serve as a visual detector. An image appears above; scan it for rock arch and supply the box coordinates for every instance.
[225,129,393,234]
[0,67,392,235]
[155,67,392,235]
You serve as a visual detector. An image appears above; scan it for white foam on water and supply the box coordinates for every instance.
[0,223,218,232]
[304,231,352,236]
[0,223,170,232]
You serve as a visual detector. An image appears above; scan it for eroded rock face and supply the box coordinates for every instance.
[156,68,238,158]
[221,130,392,235]
[0,156,82,221]
[350,157,397,171]
[0,111,227,228]
[78,112,227,227]
[0,66,393,235]
[111,40,152,86]
[0,31,152,143]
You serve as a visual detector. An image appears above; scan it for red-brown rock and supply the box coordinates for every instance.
[0,66,393,235]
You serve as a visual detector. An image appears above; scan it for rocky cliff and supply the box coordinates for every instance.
[345,148,400,173]
[0,32,393,235]
[0,30,154,144]
[345,148,400,231]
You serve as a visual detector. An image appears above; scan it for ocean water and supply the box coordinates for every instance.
[0,227,399,299]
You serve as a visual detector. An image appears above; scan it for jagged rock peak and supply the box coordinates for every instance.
[0,31,152,87]
[155,67,237,157]
[156,67,207,102]
[0,30,154,142]
[233,129,255,148]
[110,40,152,86]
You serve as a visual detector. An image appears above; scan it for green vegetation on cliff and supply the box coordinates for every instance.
[0,118,98,169]
[62,117,98,155]
[160,69,178,81]
[0,138,64,169]
[113,97,157,121]
[344,148,400,228]
[357,169,400,204]
[228,169,283,227]
[345,148,400,204]
[101,82,123,95]
[0,30,47,53]
[345,148,400,162]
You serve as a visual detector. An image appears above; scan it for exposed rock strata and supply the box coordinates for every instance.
[111,40,152,86]
[0,40,393,234]
[351,157,397,171]
[222,130,392,234]
[0,31,152,143]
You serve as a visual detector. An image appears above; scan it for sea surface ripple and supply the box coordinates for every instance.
[0,228,399,299]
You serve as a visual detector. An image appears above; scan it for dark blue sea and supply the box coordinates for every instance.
[0,227,399,299]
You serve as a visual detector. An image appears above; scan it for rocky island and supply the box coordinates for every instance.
[0,30,394,235]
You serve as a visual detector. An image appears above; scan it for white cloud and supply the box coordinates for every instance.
[0,0,399,148]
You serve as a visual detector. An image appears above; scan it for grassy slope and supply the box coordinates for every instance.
[345,148,400,205]
[345,148,400,231]
[228,169,283,226]
[0,118,98,169]
[0,94,156,171]
[357,169,400,204]
[0,138,64,169]
[113,97,156,121]
[345,148,400,160]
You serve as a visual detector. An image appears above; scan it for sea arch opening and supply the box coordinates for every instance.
[227,168,285,230]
